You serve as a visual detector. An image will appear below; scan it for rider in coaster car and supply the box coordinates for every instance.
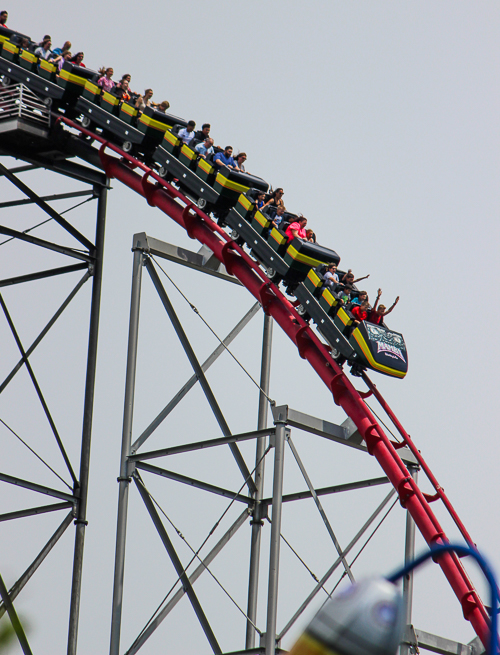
[369,289,399,325]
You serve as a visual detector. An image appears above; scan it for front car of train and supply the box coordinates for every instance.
[350,323,408,379]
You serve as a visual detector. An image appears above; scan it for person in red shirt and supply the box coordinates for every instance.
[369,288,399,325]
[113,78,131,102]
[0,10,8,27]
[70,52,86,67]
[285,217,308,243]
[351,300,370,325]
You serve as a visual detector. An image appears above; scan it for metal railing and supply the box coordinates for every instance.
[0,83,50,127]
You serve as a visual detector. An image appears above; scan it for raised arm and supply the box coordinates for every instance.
[340,269,352,283]
[383,296,400,316]
[372,288,382,311]
[353,274,370,283]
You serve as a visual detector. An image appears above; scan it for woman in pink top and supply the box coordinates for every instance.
[285,217,308,242]
[97,67,115,92]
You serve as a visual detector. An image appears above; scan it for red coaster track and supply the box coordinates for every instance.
[61,118,490,648]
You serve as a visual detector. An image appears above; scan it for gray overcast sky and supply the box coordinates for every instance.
[1,1,499,654]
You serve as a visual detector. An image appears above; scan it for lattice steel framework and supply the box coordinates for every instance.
[0,139,108,655]
[107,233,424,655]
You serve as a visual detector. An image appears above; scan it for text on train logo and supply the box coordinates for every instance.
[376,342,406,363]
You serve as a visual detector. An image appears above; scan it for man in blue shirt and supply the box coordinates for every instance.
[214,146,240,171]
[195,137,215,159]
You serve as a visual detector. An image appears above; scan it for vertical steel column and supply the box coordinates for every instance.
[246,314,273,648]
[67,184,107,655]
[265,417,286,655]
[109,248,144,655]
[401,465,418,655]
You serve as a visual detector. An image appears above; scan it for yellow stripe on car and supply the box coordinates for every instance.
[215,173,249,193]
[238,194,253,211]
[121,103,137,116]
[321,289,338,307]
[269,228,286,245]
[198,158,214,174]
[139,113,172,132]
[336,308,352,326]
[3,41,18,53]
[181,144,196,159]
[59,69,87,86]
[286,244,322,268]
[253,211,269,228]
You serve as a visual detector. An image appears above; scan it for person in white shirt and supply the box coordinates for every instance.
[323,263,340,289]
[178,120,196,145]
[35,38,53,61]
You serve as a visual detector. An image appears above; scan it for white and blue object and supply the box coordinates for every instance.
[289,578,405,655]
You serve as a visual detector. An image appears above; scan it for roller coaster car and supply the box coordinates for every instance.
[137,106,188,142]
[213,165,268,207]
[0,26,31,52]
[210,167,268,221]
[0,25,409,382]
[1,38,21,64]
[38,58,58,83]
[179,142,199,171]
[294,280,407,378]
[153,141,220,209]
[82,78,101,104]
[234,191,256,221]
[77,92,144,150]
[162,128,182,156]
[349,321,408,379]
[283,238,341,291]
[18,49,38,73]
[58,62,99,99]
[228,193,342,284]
[0,48,65,102]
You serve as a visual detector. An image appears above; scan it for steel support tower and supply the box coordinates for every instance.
[0,95,487,655]
[0,99,109,654]
[106,233,483,655]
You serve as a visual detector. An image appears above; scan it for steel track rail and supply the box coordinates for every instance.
[59,117,491,647]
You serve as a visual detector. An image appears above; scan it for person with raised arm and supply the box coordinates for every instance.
[369,289,399,325]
